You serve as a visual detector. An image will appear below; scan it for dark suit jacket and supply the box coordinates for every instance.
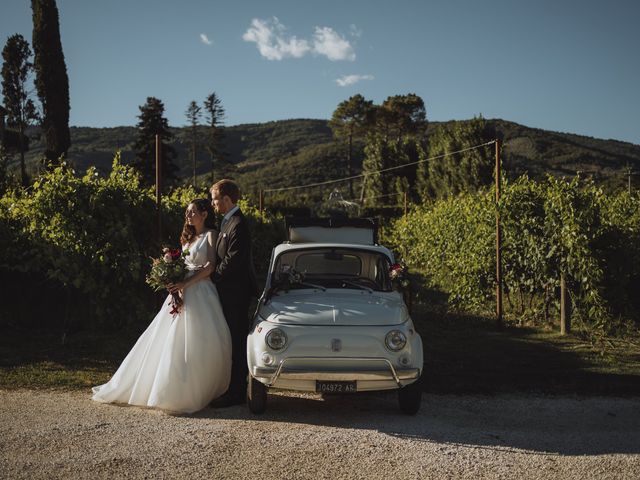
[212,209,258,301]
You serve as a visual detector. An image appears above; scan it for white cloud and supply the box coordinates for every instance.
[312,27,355,61]
[335,74,374,87]
[242,17,310,60]
[200,33,212,45]
[349,24,362,38]
[243,18,355,62]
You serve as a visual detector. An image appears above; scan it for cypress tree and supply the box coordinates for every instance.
[31,0,71,164]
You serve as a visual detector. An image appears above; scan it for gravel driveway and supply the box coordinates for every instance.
[1,389,639,479]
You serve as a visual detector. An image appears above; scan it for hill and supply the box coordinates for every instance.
[7,118,640,196]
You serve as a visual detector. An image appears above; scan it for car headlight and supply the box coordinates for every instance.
[385,330,407,351]
[265,328,287,350]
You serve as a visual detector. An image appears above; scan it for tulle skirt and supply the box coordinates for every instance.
[92,279,232,414]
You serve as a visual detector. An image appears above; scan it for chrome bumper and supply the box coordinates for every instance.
[252,357,421,387]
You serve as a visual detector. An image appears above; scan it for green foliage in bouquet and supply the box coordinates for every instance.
[146,247,190,316]
[145,248,189,292]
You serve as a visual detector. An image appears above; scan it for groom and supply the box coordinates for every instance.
[210,179,258,407]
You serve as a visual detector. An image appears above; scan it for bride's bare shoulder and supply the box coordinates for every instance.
[205,229,219,242]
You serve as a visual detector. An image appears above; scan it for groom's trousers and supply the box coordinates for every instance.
[220,292,250,399]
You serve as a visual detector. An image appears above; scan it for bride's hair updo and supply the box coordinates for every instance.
[180,198,218,245]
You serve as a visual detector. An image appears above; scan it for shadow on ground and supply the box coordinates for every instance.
[194,391,640,457]
[411,292,640,396]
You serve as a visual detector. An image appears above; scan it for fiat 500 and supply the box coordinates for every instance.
[246,218,423,414]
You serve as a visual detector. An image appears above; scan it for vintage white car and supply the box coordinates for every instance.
[247,218,423,414]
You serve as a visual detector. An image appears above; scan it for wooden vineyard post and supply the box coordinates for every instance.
[155,134,162,241]
[560,273,571,335]
[404,191,408,217]
[495,139,503,327]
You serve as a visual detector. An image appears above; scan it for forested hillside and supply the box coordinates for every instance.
[8,118,640,196]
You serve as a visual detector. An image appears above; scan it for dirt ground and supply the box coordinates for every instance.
[1,389,639,480]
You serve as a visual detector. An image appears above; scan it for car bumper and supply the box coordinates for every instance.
[252,356,421,391]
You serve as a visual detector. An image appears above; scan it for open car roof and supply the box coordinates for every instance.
[285,217,378,245]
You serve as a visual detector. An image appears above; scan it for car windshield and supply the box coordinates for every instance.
[272,247,392,292]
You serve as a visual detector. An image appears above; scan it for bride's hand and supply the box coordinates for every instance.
[167,282,185,294]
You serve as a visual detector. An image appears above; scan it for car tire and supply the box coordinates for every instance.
[247,376,267,414]
[398,377,422,415]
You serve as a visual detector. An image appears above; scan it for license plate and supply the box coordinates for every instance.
[316,381,357,393]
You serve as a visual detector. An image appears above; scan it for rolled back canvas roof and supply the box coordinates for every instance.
[285,217,378,245]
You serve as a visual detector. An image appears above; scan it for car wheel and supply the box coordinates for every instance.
[398,377,422,415]
[247,376,267,414]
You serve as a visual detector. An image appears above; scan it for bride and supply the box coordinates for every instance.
[92,199,232,414]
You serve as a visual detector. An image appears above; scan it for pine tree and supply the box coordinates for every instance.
[1,34,40,186]
[132,97,178,186]
[329,94,374,198]
[361,94,427,205]
[203,92,227,184]
[185,100,201,188]
[378,93,427,141]
[31,0,70,164]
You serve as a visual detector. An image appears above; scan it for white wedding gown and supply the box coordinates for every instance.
[92,233,232,414]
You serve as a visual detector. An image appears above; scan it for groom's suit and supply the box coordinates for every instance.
[213,208,258,400]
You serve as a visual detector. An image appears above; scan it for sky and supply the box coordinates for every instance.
[1,0,639,144]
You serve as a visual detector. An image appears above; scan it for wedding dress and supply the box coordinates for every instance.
[92,233,232,414]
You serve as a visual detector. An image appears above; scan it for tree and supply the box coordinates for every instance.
[329,94,374,198]
[361,133,390,206]
[203,92,227,184]
[378,93,427,141]
[0,143,14,194]
[185,100,201,188]
[418,116,495,200]
[31,0,70,164]
[360,94,427,204]
[132,97,178,186]
[1,34,40,186]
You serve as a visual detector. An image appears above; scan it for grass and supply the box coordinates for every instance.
[1,303,639,394]
[0,328,140,390]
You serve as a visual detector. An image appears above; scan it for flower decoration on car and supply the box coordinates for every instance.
[280,264,305,291]
[389,262,410,291]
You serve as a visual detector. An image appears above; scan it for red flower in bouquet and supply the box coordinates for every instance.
[146,247,190,317]
[389,263,410,290]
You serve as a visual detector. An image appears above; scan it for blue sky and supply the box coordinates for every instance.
[2,0,639,144]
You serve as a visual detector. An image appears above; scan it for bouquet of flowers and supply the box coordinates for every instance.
[389,263,410,291]
[146,247,190,316]
[279,264,305,291]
